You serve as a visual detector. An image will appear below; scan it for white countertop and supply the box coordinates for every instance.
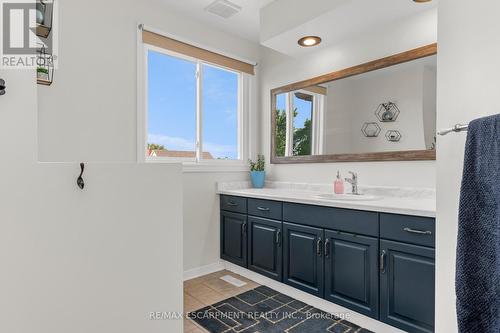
[217,182,436,218]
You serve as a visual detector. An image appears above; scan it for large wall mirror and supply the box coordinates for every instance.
[271,44,437,164]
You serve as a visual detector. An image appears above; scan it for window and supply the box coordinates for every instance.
[202,64,239,160]
[139,29,255,165]
[147,50,197,159]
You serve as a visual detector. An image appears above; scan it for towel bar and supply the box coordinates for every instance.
[438,124,469,136]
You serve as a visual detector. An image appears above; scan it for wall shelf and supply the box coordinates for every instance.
[375,102,400,122]
[37,78,52,86]
[36,24,51,38]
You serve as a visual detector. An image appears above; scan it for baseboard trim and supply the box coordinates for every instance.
[223,261,406,333]
[183,261,226,281]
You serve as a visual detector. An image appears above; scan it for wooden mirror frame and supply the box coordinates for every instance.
[270,43,438,164]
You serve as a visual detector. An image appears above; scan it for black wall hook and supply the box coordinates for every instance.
[77,163,85,190]
[0,79,5,96]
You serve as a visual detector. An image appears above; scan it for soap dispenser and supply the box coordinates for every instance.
[334,171,345,194]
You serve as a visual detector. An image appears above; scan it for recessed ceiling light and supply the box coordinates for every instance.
[298,36,322,47]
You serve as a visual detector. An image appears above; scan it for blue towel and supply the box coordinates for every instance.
[456,114,500,332]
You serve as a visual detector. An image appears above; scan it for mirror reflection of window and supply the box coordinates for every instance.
[274,89,326,157]
[275,93,287,157]
[292,92,313,156]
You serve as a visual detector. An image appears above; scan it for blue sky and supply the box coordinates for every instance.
[275,92,312,130]
[276,93,286,111]
[293,94,312,130]
[147,50,238,159]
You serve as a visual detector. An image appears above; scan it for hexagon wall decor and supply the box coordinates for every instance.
[385,130,402,142]
[361,122,381,138]
[375,102,400,122]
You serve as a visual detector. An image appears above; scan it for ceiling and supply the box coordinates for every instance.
[152,0,275,42]
[260,0,438,56]
[151,0,438,55]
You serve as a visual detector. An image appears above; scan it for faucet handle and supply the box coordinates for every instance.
[348,171,357,179]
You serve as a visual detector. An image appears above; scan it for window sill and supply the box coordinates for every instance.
[182,162,248,173]
[144,158,249,173]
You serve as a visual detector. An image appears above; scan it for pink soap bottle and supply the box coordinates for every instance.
[334,171,345,194]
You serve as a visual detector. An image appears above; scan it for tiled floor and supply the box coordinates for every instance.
[184,270,372,333]
[184,270,261,333]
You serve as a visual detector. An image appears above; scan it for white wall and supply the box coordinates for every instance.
[435,1,500,332]
[0,69,183,333]
[183,172,249,272]
[259,9,437,188]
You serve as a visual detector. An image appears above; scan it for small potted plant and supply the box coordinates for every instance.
[37,67,49,81]
[249,155,266,189]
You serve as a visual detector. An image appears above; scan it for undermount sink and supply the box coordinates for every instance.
[315,193,381,201]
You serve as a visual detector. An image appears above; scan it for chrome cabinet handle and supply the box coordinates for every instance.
[380,250,387,273]
[403,227,432,235]
[241,222,247,234]
[324,239,330,258]
[227,201,239,207]
[257,207,270,212]
[275,230,282,247]
[316,238,323,256]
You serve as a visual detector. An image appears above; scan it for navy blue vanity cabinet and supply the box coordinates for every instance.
[248,217,283,281]
[220,195,247,214]
[283,222,324,298]
[379,214,436,333]
[283,202,379,237]
[247,198,283,221]
[324,230,379,319]
[219,194,436,332]
[380,240,435,333]
[220,210,248,268]
[380,214,435,248]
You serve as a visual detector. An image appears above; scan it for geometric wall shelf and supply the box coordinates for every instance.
[361,122,382,137]
[36,44,54,86]
[385,130,402,142]
[375,102,400,122]
[36,0,55,38]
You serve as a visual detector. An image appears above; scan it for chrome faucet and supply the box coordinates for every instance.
[345,171,359,195]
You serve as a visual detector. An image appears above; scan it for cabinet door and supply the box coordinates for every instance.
[380,240,435,333]
[248,217,282,281]
[324,231,379,319]
[220,211,247,267]
[283,222,324,297]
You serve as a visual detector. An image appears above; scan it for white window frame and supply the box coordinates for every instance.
[280,90,324,157]
[137,36,250,173]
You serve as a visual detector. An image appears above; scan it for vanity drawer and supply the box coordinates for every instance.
[248,199,282,220]
[283,203,379,237]
[380,214,435,248]
[220,195,247,214]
